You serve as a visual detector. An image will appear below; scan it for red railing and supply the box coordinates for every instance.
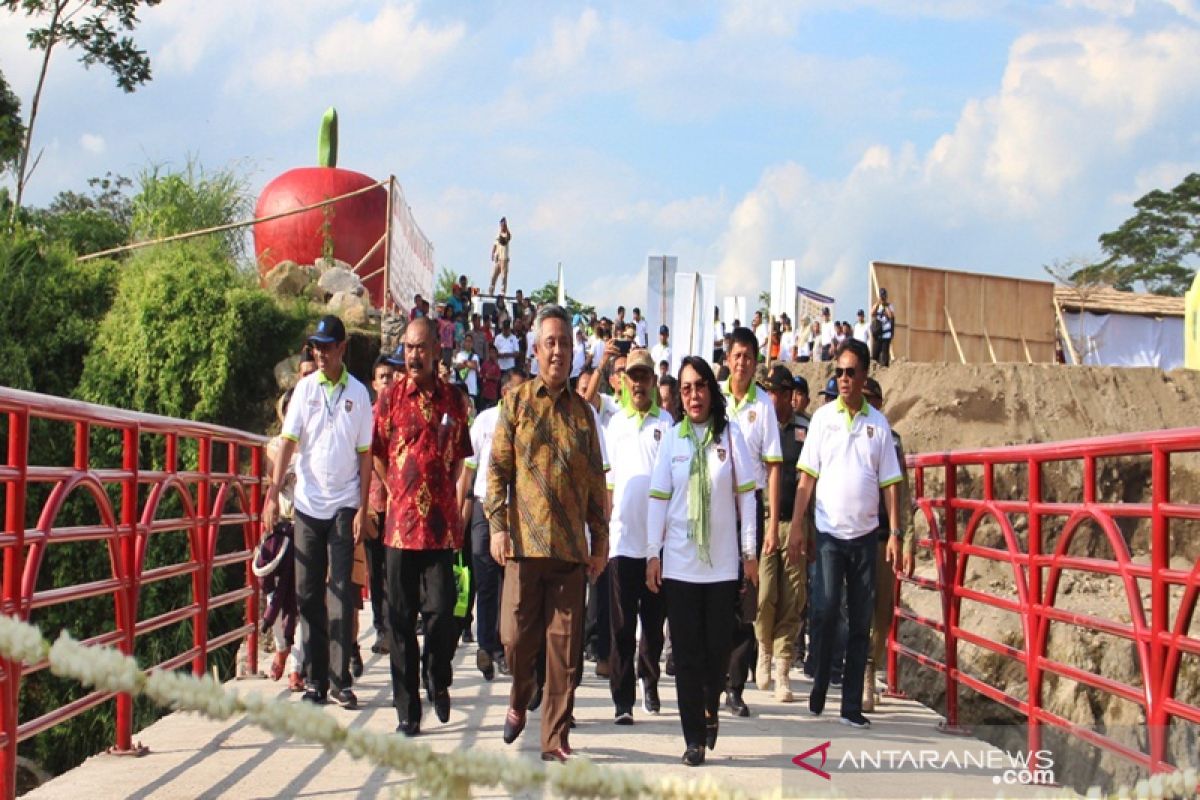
[889,428,1200,777]
[0,387,265,799]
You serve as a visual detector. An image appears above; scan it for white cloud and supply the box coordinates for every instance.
[79,134,106,154]
[1110,160,1197,205]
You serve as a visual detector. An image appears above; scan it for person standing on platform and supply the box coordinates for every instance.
[487,304,609,763]
[373,317,473,736]
[871,289,896,367]
[721,327,783,717]
[604,349,673,724]
[460,368,527,681]
[262,315,373,710]
[646,355,758,767]
[786,338,902,729]
[489,217,511,297]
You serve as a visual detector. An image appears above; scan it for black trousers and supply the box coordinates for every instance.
[665,578,738,749]
[293,507,356,693]
[365,512,388,638]
[727,492,764,694]
[872,335,892,367]
[385,547,457,723]
[470,502,503,656]
[585,563,612,660]
[608,555,665,710]
[810,530,877,716]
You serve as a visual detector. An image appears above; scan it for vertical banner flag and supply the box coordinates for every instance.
[723,296,747,329]
[646,255,677,349]
[386,178,435,312]
[670,272,716,375]
[769,259,797,321]
[1187,271,1200,370]
[557,262,566,307]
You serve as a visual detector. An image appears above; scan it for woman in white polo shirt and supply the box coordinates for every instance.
[646,356,758,767]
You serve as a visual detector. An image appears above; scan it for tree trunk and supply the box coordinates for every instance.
[9,0,66,222]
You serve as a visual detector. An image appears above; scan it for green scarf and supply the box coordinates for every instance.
[681,417,714,565]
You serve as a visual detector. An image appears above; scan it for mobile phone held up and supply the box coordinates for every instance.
[615,339,633,356]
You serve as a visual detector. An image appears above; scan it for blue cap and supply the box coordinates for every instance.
[821,377,838,398]
[307,315,346,344]
[385,344,405,367]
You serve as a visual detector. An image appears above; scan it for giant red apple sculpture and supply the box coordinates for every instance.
[254,108,388,306]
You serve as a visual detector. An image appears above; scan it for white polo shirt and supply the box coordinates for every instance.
[596,393,622,429]
[646,419,757,583]
[651,342,670,369]
[604,404,673,559]
[495,333,519,370]
[723,380,783,490]
[634,319,648,348]
[797,396,903,540]
[465,405,501,501]
[281,367,373,519]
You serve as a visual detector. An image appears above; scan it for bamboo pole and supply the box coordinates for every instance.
[1020,334,1034,364]
[351,232,387,277]
[383,176,395,313]
[944,305,967,364]
[1053,298,1080,365]
[76,179,388,262]
[982,326,998,364]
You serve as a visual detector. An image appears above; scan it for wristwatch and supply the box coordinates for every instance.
[889,529,903,539]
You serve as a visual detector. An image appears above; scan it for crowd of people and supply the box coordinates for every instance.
[257,265,914,768]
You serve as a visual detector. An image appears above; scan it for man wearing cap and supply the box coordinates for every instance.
[722,327,783,716]
[853,310,871,347]
[263,315,374,709]
[651,326,670,371]
[861,376,912,712]
[871,289,895,367]
[786,338,902,729]
[373,317,473,736]
[604,349,673,724]
[755,366,808,702]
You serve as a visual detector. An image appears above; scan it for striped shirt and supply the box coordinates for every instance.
[485,377,609,564]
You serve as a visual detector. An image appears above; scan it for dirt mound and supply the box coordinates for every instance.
[787,361,1200,793]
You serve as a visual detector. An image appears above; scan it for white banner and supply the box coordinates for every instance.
[769,259,797,321]
[646,255,677,347]
[671,272,716,375]
[1063,311,1184,370]
[387,177,435,312]
[723,296,747,329]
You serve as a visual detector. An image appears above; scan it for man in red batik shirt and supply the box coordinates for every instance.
[373,317,473,736]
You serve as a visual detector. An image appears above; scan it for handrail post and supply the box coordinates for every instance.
[1,409,29,800]
[194,438,212,677]
[1148,446,1169,768]
[1026,456,1043,758]
[114,424,138,754]
[943,457,960,729]
[247,444,263,676]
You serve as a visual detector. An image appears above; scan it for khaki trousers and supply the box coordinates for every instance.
[754,521,807,659]
[871,536,896,667]
[501,557,585,752]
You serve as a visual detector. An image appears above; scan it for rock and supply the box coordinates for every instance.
[263,260,315,297]
[317,267,365,301]
[312,257,353,275]
[382,312,406,354]
[275,354,302,391]
[328,290,371,328]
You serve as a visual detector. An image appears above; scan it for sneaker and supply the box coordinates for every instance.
[461,627,475,645]
[682,746,705,767]
[350,647,364,679]
[840,712,871,729]
[755,648,773,692]
[614,708,634,726]
[301,688,327,705]
[476,649,495,682]
[371,634,389,655]
[831,671,843,687]
[725,690,750,718]
[496,652,510,676]
[330,688,358,709]
[641,679,660,714]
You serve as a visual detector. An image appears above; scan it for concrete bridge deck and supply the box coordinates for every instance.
[24,609,1068,799]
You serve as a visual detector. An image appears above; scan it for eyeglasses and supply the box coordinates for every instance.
[833,367,858,378]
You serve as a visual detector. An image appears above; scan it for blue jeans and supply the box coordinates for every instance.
[809,530,877,716]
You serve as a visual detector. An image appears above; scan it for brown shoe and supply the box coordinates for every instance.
[502,708,526,745]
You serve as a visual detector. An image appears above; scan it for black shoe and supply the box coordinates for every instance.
[809,690,826,716]
[503,709,526,744]
[476,649,495,681]
[301,688,327,705]
[682,746,705,767]
[840,712,871,729]
[350,648,364,678]
[725,691,750,718]
[584,645,597,663]
[664,654,676,676]
[461,627,475,644]
[496,652,510,676]
[396,719,420,737]
[614,707,633,725]
[329,688,358,709]
[527,685,543,712]
[569,715,576,728]
[831,672,843,687]
[371,635,389,655]
[705,716,719,750]
[434,689,451,723]
[641,679,660,714]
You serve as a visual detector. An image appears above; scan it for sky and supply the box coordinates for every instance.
[2,0,1199,319]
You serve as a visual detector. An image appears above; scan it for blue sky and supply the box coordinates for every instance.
[3,0,1199,318]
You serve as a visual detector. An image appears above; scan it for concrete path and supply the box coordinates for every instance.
[25,610,1070,799]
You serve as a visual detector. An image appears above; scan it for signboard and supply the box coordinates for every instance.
[796,286,836,329]
[671,272,716,375]
[646,256,677,347]
[386,177,435,313]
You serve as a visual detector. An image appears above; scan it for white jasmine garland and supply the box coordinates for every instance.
[0,614,50,664]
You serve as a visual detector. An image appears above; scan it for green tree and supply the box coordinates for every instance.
[131,161,249,261]
[25,172,132,254]
[528,279,595,319]
[3,0,161,216]
[434,266,456,303]
[1070,172,1200,296]
[0,68,24,175]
